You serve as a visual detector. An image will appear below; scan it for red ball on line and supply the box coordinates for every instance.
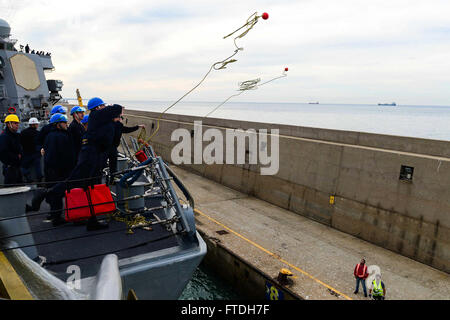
[262,12,269,20]
[285,68,289,72]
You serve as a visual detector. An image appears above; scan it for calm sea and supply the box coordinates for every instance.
[73,100,450,141]
[179,263,242,300]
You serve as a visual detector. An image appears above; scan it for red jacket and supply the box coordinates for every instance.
[354,263,368,279]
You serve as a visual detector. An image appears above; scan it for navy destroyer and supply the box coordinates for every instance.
[0,18,206,300]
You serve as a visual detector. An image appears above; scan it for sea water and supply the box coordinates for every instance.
[179,263,242,300]
[90,100,450,141]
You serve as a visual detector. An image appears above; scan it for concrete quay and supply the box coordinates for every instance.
[124,110,450,274]
[170,165,450,300]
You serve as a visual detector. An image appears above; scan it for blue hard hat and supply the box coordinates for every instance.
[70,106,86,115]
[87,97,105,110]
[81,114,89,124]
[50,105,67,115]
[49,114,68,124]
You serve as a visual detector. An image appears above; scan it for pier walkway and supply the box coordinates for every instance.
[171,165,450,300]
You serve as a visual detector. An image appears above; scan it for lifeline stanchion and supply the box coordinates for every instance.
[0,207,173,243]
[140,11,270,148]
[0,162,154,189]
[0,219,182,254]
[0,188,164,223]
[43,231,183,266]
[0,164,177,224]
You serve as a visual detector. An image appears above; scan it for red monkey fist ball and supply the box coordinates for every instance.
[285,67,289,72]
[262,12,269,20]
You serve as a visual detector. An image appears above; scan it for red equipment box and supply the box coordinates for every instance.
[65,184,116,222]
[88,184,116,216]
[135,150,148,163]
[65,188,90,222]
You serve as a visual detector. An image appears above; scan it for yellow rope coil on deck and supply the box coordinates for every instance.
[112,212,152,235]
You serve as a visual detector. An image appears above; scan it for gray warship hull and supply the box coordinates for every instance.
[0,154,207,300]
[0,18,206,300]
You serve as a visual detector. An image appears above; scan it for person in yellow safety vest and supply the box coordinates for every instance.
[369,274,386,300]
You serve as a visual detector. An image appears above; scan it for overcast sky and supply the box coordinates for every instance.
[2,0,450,106]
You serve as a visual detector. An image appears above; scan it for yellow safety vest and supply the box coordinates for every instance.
[372,280,383,296]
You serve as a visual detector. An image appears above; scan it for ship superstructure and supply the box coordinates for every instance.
[0,18,62,125]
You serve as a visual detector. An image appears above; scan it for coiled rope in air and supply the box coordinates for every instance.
[140,12,270,149]
[204,67,289,118]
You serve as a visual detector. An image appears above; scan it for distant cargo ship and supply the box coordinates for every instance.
[378,102,397,106]
[309,102,319,105]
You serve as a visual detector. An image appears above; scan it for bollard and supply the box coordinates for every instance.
[117,157,130,173]
[115,181,146,211]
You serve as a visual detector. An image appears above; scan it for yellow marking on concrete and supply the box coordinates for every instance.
[330,196,335,205]
[0,252,33,300]
[193,207,352,300]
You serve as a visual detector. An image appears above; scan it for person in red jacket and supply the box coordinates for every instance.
[353,258,369,297]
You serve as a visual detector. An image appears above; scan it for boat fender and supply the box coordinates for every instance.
[182,206,197,237]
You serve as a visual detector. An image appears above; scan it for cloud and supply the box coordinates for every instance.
[4,0,450,105]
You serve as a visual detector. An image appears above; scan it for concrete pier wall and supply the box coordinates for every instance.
[124,110,450,273]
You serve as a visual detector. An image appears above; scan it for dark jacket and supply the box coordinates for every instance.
[43,128,76,173]
[36,123,54,150]
[20,127,40,156]
[87,104,123,152]
[68,119,85,159]
[112,122,139,148]
[0,127,23,167]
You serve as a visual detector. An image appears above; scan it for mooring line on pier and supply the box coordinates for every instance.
[193,207,352,300]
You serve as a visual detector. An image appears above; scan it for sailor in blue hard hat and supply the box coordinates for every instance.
[26,105,71,213]
[43,113,75,226]
[26,105,67,212]
[87,97,106,111]
[108,113,144,184]
[49,98,123,231]
[50,105,68,115]
[37,105,68,157]
[81,114,89,124]
[70,106,86,116]
[81,114,89,129]
[68,106,86,162]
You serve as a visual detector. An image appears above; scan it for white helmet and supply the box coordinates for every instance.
[28,118,40,125]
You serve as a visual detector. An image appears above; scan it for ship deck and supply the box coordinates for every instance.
[25,191,179,279]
